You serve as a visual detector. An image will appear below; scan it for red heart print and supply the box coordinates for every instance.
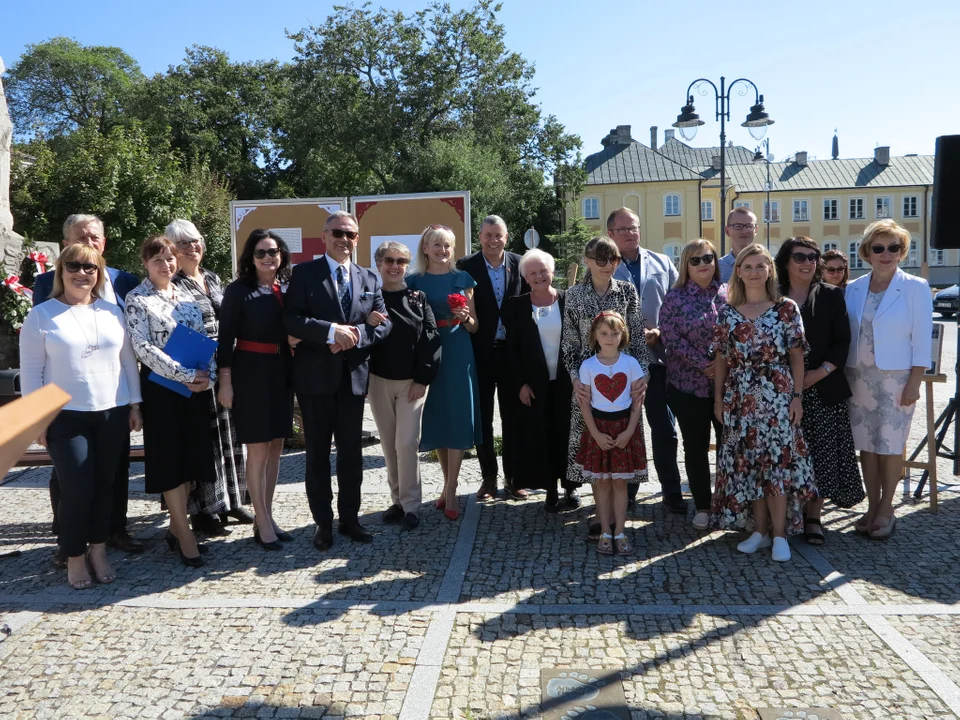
[594,372,627,403]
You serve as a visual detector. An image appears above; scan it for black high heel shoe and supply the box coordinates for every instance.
[274,528,294,542]
[165,530,209,556]
[254,526,283,551]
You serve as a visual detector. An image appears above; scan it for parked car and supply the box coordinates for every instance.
[934,284,960,318]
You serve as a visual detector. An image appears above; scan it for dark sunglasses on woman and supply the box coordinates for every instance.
[254,248,282,259]
[871,243,903,255]
[329,229,359,240]
[791,251,820,264]
[688,253,715,266]
[381,257,410,266]
[64,261,98,274]
[824,267,845,275]
[586,255,619,267]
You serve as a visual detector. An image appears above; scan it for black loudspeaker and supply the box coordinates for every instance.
[931,134,960,250]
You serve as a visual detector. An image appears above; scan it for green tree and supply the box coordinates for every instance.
[3,36,143,138]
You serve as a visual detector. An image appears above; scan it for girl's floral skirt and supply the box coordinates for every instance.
[574,408,647,484]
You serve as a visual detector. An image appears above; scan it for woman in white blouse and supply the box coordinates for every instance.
[502,249,576,513]
[20,244,142,590]
[125,235,216,568]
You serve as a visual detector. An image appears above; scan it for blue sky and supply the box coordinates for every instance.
[3,0,957,162]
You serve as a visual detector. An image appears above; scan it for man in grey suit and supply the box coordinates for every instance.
[718,206,759,282]
[607,207,686,514]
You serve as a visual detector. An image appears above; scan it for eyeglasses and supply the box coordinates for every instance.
[791,251,820,264]
[254,248,281,259]
[429,224,452,232]
[175,239,202,248]
[824,267,846,275]
[612,225,639,236]
[64,261,98,274]
[688,253,715,267]
[381,257,410,266]
[871,243,903,255]
[585,255,620,267]
[728,223,758,231]
[329,229,359,240]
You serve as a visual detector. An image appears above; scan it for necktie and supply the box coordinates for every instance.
[337,265,351,318]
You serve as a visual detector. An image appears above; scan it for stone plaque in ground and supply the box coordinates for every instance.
[539,669,629,720]
[757,710,844,720]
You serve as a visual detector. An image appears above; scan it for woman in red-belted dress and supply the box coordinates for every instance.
[217,229,295,550]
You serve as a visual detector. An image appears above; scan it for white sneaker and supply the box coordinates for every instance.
[771,536,791,562]
[692,511,710,530]
[737,532,772,554]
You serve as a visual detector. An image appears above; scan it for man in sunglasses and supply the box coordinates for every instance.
[456,215,530,501]
[718,207,759,282]
[32,214,143,567]
[283,211,391,551]
[607,207,687,514]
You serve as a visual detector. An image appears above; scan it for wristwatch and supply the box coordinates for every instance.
[792,392,802,399]
[820,363,833,374]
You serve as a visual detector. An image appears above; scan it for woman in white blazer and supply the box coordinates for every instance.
[845,220,932,540]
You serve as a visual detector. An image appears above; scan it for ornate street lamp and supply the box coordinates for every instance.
[673,76,774,254]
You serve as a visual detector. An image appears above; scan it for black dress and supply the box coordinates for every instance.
[218,281,294,444]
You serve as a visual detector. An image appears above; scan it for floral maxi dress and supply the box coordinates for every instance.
[711,300,818,535]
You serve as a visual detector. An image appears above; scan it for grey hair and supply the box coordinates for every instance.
[165,219,205,251]
[481,214,507,232]
[324,210,358,228]
[374,241,412,264]
[518,248,556,277]
[62,214,104,240]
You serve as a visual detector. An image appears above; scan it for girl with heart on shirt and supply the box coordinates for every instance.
[572,310,648,556]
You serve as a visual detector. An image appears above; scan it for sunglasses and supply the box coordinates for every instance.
[175,239,202,248]
[585,255,620,268]
[329,229,359,240]
[824,267,845,275]
[381,257,410,266]
[688,253,715,267]
[791,251,820,264]
[63,261,98,275]
[871,243,903,255]
[254,248,281,259]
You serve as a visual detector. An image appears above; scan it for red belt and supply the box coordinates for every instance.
[436,318,461,328]
[236,339,281,354]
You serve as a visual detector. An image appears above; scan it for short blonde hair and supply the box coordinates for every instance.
[51,243,106,300]
[415,225,457,274]
[858,219,911,263]
[675,239,720,288]
[726,243,781,306]
[588,310,630,351]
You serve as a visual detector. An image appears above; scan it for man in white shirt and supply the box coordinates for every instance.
[718,207,759,283]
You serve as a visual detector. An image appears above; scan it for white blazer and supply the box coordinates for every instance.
[844,268,933,370]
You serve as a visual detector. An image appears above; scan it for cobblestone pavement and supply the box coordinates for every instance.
[1,319,959,719]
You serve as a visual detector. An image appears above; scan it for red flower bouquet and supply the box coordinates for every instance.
[447,293,467,312]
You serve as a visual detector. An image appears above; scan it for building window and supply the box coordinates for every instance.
[663,243,682,267]
[582,197,599,220]
[664,194,681,217]
[823,198,839,221]
[906,241,918,267]
[763,200,780,223]
[823,242,838,252]
[734,200,752,210]
[793,199,809,222]
[932,248,945,266]
[876,196,892,219]
[849,241,864,270]
[849,197,864,220]
[903,195,919,218]
[701,201,714,221]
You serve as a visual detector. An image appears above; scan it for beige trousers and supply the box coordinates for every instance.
[368,374,426,513]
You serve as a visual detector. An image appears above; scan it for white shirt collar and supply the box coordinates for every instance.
[325,254,351,277]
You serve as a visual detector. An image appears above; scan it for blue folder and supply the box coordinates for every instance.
[148,323,218,398]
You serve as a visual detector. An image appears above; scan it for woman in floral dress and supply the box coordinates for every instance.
[711,244,817,562]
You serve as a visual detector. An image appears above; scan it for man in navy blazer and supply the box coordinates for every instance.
[283,211,391,550]
[32,214,142,567]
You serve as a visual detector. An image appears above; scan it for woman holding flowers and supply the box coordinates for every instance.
[406,225,481,520]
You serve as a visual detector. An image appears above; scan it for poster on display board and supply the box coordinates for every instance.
[230,197,348,270]
[351,191,471,271]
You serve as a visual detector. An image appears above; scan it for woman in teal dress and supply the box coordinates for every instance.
[406,225,481,520]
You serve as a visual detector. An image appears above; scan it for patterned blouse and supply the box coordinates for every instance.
[561,276,649,379]
[173,267,224,340]
[125,278,216,383]
[660,279,727,398]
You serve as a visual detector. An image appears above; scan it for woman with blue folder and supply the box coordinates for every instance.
[125,235,216,567]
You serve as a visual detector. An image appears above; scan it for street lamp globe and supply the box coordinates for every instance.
[742,96,774,141]
[679,126,699,142]
[672,97,704,142]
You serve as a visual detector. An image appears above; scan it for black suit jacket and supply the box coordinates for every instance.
[800,282,852,404]
[455,250,529,361]
[283,258,390,396]
[502,291,572,401]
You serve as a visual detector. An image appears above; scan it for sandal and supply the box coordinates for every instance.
[87,547,116,584]
[803,516,825,546]
[854,515,872,535]
[597,533,614,555]
[66,558,93,590]
[587,522,615,542]
[614,534,632,555]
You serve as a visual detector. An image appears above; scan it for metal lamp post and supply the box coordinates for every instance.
[754,138,773,248]
[672,76,774,255]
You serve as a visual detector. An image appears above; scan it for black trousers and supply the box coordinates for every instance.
[50,431,130,538]
[666,384,722,512]
[630,363,682,500]
[46,406,130,557]
[475,343,516,483]
[298,381,365,526]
